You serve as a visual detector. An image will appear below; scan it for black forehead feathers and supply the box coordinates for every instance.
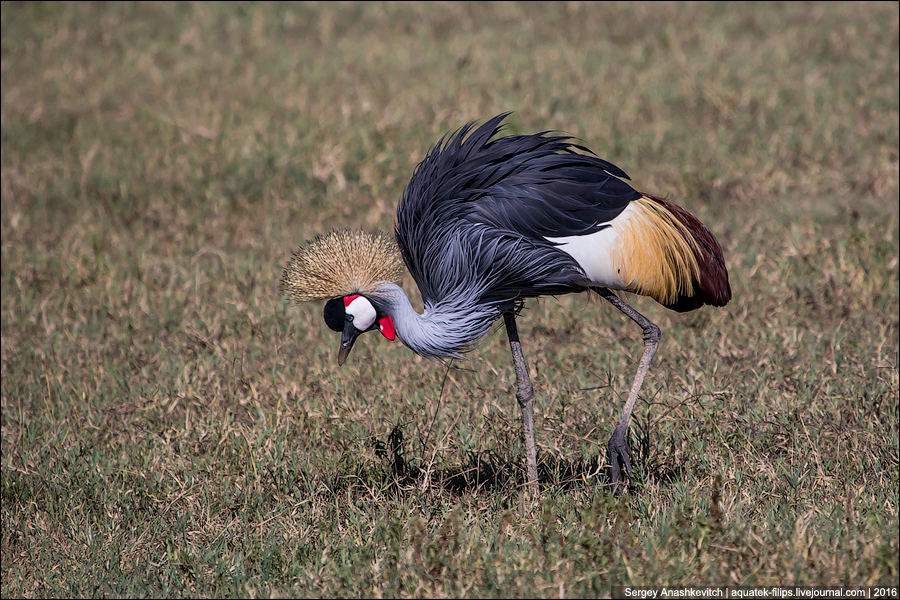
[323,297,345,332]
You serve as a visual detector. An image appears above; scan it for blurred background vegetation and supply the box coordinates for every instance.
[2,2,897,597]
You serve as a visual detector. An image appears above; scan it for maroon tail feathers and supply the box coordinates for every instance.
[645,194,732,313]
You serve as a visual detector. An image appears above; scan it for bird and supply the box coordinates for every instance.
[280,113,731,493]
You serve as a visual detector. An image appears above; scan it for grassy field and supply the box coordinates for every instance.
[2,1,898,597]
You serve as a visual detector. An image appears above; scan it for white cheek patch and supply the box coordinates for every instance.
[345,296,377,331]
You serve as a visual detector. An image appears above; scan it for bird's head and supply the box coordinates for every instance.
[280,229,404,366]
[323,294,396,366]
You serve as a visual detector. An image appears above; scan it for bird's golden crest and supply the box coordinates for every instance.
[280,229,404,302]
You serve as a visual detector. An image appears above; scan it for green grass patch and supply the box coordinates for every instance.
[2,1,898,597]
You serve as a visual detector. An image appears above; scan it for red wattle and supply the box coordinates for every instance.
[378,315,396,340]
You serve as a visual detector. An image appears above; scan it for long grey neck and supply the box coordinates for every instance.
[372,282,502,360]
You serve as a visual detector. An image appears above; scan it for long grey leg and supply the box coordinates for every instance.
[593,288,661,493]
[504,312,538,491]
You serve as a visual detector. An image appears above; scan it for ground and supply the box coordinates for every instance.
[1,2,898,597]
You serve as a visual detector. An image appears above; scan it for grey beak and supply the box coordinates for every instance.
[338,321,362,366]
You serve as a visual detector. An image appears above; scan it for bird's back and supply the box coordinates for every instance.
[395,114,730,316]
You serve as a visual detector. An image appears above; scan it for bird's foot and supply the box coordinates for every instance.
[608,429,633,495]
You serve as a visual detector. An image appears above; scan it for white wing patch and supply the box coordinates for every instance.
[544,203,637,290]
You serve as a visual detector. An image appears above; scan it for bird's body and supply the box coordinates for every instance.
[281,113,731,492]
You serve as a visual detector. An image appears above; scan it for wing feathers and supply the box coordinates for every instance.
[396,115,641,307]
[395,115,730,314]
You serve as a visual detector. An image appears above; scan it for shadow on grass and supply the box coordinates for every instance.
[333,422,694,499]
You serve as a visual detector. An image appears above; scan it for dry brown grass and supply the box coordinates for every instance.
[2,2,897,597]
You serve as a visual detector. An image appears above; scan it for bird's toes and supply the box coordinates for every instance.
[618,445,633,475]
[608,434,633,493]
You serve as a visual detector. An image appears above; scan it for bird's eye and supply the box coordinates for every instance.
[346,314,353,322]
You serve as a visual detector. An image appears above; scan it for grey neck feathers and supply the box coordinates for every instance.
[371,282,502,360]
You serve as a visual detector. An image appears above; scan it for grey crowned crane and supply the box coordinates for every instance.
[281,113,731,493]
